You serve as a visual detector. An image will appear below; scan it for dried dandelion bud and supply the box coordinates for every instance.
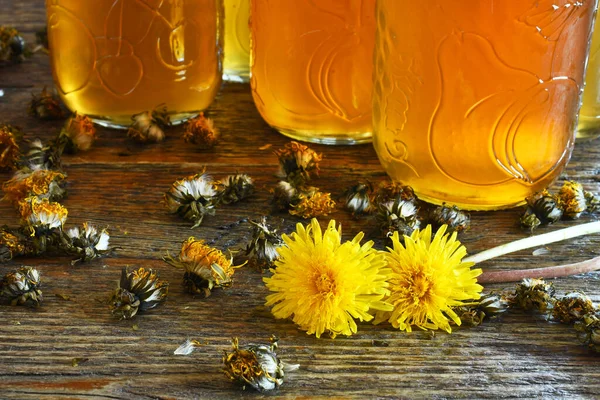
[163,237,241,297]
[523,190,564,225]
[216,174,255,205]
[58,112,96,152]
[127,106,171,143]
[0,26,28,62]
[558,181,587,219]
[428,204,470,234]
[289,187,336,219]
[109,267,168,319]
[575,312,600,352]
[61,222,110,263]
[274,141,322,187]
[21,139,62,171]
[164,171,217,228]
[0,228,27,262]
[183,113,219,148]
[511,278,556,312]
[552,292,595,324]
[453,293,510,327]
[520,208,541,232]
[18,196,68,234]
[2,169,66,205]
[584,191,600,213]
[272,181,297,210]
[245,217,284,269]
[376,197,420,239]
[0,124,21,170]
[0,267,42,307]
[344,182,374,216]
[223,337,299,392]
[28,87,65,120]
[374,181,416,204]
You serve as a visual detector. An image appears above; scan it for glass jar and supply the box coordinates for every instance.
[250,0,376,145]
[373,0,597,210]
[223,0,250,82]
[577,12,600,139]
[46,0,223,128]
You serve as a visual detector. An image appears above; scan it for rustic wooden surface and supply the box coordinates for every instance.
[1,2,600,399]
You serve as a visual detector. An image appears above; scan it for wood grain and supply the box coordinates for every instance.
[1,2,600,399]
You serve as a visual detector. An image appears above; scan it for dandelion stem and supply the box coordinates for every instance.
[464,221,600,264]
[478,255,600,284]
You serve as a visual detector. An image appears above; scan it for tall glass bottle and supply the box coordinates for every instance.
[223,0,250,82]
[372,0,596,210]
[578,13,600,139]
[251,0,376,145]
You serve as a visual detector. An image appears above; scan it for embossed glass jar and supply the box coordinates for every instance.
[578,12,600,139]
[223,0,250,82]
[46,0,223,127]
[251,0,375,145]
[372,0,597,210]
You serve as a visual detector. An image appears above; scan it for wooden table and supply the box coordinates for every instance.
[1,2,599,399]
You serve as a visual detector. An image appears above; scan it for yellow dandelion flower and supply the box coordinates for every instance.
[375,225,483,333]
[264,219,392,338]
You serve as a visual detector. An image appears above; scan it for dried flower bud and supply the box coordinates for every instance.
[109,267,168,319]
[21,139,62,171]
[428,204,470,234]
[61,222,110,264]
[575,311,600,352]
[511,278,556,312]
[163,237,242,297]
[558,181,587,219]
[528,190,563,224]
[0,26,29,62]
[28,87,65,120]
[344,181,374,216]
[377,197,420,239]
[374,181,416,204]
[274,141,322,187]
[584,191,600,213]
[216,174,255,205]
[453,293,510,327]
[272,181,297,210]
[520,208,541,231]
[0,228,27,262]
[0,124,21,170]
[164,171,217,228]
[58,112,97,152]
[18,196,68,234]
[2,169,66,205]
[245,217,284,269]
[552,292,595,324]
[183,113,219,148]
[0,267,42,307]
[223,337,299,392]
[289,187,336,219]
[127,106,171,143]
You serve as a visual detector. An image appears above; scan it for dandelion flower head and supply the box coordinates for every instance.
[264,219,392,338]
[375,225,483,333]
